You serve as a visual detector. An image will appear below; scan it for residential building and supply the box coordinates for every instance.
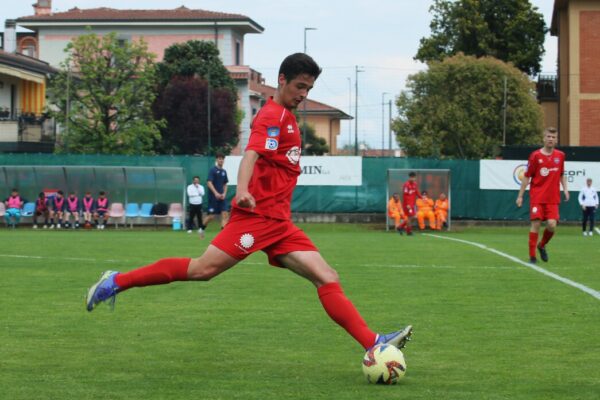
[6,1,350,154]
[551,0,600,145]
[0,20,56,153]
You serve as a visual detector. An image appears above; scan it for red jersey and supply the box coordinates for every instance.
[232,97,301,220]
[524,148,565,204]
[402,180,421,207]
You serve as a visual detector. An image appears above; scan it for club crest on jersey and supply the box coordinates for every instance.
[554,158,560,164]
[267,127,280,137]
[287,124,294,134]
[538,158,543,164]
[265,138,279,150]
[286,146,301,165]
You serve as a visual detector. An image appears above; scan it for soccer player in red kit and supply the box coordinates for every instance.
[399,172,421,235]
[86,53,412,352]
[516,127,569,263]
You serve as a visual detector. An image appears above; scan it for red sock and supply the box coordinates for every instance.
[528,232,538,258]
[317,282,377,349]
[114,257,190,291]
[539,229,554,248]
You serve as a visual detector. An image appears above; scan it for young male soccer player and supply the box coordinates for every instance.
[399,172,421,235]
[86,53,412,352]
[202,153,230,232]
[516,127,569,263]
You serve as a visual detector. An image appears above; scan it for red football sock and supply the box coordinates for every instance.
[539,229,555,248]
[317,282,377,349]
[114,257,190,291]
[528,232,538,258]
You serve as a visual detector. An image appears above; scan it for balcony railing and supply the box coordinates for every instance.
[536,75,558,101]
[0,110,56,152]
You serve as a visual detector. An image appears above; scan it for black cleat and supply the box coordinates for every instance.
[537,245,548,262]
[529,257,537,264]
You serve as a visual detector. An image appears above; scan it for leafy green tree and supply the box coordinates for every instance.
[393,54,543,159]
[416,0,546,76]
[300,123,329,155]
[49,31,161,154]
[154,41,238,154]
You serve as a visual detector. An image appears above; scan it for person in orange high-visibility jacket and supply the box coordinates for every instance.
[416,191,436,230]
[388,193,406,233]
[435,193,449,230]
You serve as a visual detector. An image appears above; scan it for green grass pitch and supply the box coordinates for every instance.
[1,224,599,399]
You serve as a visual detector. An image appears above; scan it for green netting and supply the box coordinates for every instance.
[0,154,585,221]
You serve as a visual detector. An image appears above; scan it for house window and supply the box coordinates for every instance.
[22,45,36,58]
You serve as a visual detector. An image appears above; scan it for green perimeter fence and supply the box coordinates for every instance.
[0,154,585,221]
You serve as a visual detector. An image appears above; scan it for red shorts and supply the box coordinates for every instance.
[403,205,416,217]
[211,209,318,267]
[530,203,559,221]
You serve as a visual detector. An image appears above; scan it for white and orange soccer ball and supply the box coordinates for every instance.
[362,344,407,384]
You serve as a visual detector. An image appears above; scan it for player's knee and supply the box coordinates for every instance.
[547,220,557,229]
[187,259,219,281]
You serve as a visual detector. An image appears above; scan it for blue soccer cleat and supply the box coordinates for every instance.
[86,270,120,312]
[374,325,413,349]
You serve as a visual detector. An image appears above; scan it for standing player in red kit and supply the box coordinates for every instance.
[399,172,421,236]
[86,53,412,352]
[516,127,569,263]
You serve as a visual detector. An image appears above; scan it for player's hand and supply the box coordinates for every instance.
[564,191,570,202]
[516,196,523,207]
[235,191,256,209]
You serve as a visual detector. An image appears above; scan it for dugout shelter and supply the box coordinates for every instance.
[386,169,451,231]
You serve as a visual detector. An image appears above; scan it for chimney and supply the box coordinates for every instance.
[33,0,52,16]
[4,20,16,53]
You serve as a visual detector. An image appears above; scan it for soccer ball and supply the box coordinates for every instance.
[362,344,406,384]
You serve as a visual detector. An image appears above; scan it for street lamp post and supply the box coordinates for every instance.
[381,92,388,157]
[347,77,352,153]
[302,27,317,150]
[354,66,364,156]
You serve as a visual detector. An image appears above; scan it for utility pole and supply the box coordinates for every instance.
[302,27,317,150]
[207,72,211,153]
[347,77,352,153]
[381,92,388,157]
[388,99,392,152]
[502,76,507,146]
[354,65,364,156]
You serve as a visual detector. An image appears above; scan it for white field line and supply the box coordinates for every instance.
[424,233,600,301]
[0,254,122,263]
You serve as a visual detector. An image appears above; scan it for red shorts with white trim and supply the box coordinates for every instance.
[211,208,318,267]
[403,205,416,217]
[530,203,559,221]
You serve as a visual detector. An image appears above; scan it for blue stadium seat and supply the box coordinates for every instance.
[125,203,140,228]
[140,203,153,218]
[21,202,35,216]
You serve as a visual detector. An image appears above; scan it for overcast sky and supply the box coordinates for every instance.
[1,0,557,149]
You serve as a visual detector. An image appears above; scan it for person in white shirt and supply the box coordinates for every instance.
[186,176,206,237]
[578,178,599,236]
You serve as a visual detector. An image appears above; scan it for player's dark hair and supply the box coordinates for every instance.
[57,190,63,195]
[193,176,200,180]
[422,191,428,196]
[215,152,225,159]
[38,192,45,198]
[278,53,322,82]
[408,172,416,178]
[99,191,105,196]
[11,188,18,192]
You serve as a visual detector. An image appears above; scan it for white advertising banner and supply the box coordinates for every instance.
[223,156,362,186]
[480,160,598,190]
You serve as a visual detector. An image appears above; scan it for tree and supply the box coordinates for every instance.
[153,77,238,154]
[154,41,239,154]
[416,0,546,76]
[48,31,161,154]
[300,123,329,155]
[393,54,543,159]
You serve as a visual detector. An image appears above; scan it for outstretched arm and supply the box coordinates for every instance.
[235,150,260,209]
